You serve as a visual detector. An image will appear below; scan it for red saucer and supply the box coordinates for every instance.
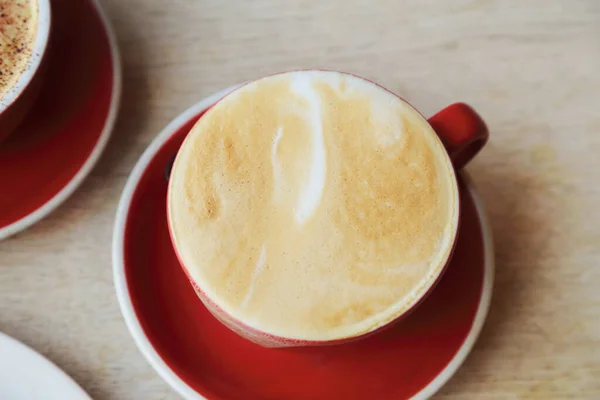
[113,93,493,400]
[0,0,120,240]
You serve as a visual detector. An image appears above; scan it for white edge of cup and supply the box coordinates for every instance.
[112,86,240,400]
[0,0,122,241]
[0,0,51,112]
[112,86,495,400]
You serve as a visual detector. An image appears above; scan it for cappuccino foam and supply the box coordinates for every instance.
[168,71,459,340]
[0,0,38,101]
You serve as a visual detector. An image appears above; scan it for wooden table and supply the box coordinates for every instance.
[1,0,599,398]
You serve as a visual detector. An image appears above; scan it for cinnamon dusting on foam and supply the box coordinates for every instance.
[168,71,459,340]
[0,0,37,101]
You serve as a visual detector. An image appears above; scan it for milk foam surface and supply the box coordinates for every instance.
[168,71,459,340]
[0,0,38,101]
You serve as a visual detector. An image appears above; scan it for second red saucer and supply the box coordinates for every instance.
[113,89,494,400]
[0,0,121,240]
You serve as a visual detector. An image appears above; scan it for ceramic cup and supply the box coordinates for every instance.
[167,72,489,347]
[0,0,52,143]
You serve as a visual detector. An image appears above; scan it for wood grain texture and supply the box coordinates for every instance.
[1,0,599,398]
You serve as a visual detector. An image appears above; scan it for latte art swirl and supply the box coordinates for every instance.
[168,71,459,340]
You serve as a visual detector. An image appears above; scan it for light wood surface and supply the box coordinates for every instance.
[1,0,600,398]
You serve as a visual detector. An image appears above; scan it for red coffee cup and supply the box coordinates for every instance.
[167,71,489,347]
[0,0,52,143]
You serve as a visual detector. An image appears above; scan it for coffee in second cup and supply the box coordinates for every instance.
[0,0,39,103]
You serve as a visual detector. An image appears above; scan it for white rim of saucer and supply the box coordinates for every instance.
[0,0,51,112]
[0,0,122,241]
[112,88,494,400]
[0,331,92,400]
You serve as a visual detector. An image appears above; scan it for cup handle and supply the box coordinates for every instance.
[428,103,489,170]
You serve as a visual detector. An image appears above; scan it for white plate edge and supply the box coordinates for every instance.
[0,331,92,399]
